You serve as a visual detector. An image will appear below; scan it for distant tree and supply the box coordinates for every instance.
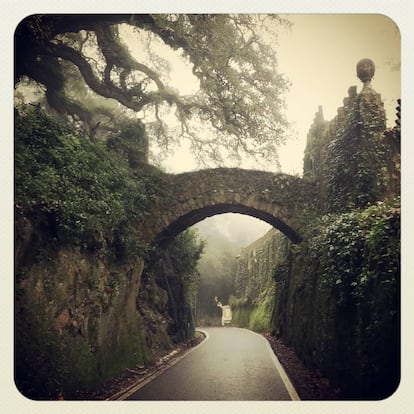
[196,232,239,322]
[15,14,290,165]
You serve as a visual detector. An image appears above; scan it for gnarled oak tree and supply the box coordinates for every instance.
[15,14,289,165]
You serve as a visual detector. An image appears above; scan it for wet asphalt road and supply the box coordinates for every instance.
[126,327,297,400]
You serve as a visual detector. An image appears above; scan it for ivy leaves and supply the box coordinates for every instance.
[15,107,155,257]
[326,91,388,213]
[304,201,400,309]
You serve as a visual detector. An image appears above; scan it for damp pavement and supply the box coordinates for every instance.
[125,326,298,400]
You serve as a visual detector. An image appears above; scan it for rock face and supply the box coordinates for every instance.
[14,216,196,399]
[15,240,150,399]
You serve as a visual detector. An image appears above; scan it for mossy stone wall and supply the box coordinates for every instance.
[15,245,151,399]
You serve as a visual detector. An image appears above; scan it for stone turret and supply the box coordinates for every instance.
[303,59,390,212]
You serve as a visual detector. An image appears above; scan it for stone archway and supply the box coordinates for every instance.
[139,168,316,246]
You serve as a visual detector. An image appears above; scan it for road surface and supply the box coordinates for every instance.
[125,327,299,400]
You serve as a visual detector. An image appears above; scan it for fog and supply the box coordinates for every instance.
[195,213,272,248]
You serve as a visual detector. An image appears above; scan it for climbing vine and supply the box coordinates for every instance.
[325,93,388,213]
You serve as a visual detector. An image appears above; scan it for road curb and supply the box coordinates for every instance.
[108,329,209,401]
[263,337,301,400]
[246,328,301,401]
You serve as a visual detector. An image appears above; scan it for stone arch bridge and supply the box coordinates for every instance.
[139,168,317,247]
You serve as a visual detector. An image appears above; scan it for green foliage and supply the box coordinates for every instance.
[305,201,399,303]
[168,228,205,309]
[106,119,148,168]
[168,229,205,277]
[230,303,253,327]
[15,107,160,259]
[248,288,275,331]
[289,200,400,398]
[326,93,388,212]
[144,228,205,342]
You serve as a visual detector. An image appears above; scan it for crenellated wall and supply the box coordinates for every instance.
[304,82,400,212]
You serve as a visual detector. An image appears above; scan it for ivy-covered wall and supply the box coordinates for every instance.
[232,202,400,399]
[230,229,289,333]
[232,83,400,399]
[304,85,400,212]
[285,203,400,399]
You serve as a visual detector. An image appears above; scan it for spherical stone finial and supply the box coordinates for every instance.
[356,58,375,85]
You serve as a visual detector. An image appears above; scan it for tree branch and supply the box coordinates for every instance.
[95,24,166,91]
[46,36,202,121]
[45,42,152,112]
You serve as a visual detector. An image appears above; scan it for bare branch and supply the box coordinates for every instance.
[95,24,166,90]
[45,42,152,111]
